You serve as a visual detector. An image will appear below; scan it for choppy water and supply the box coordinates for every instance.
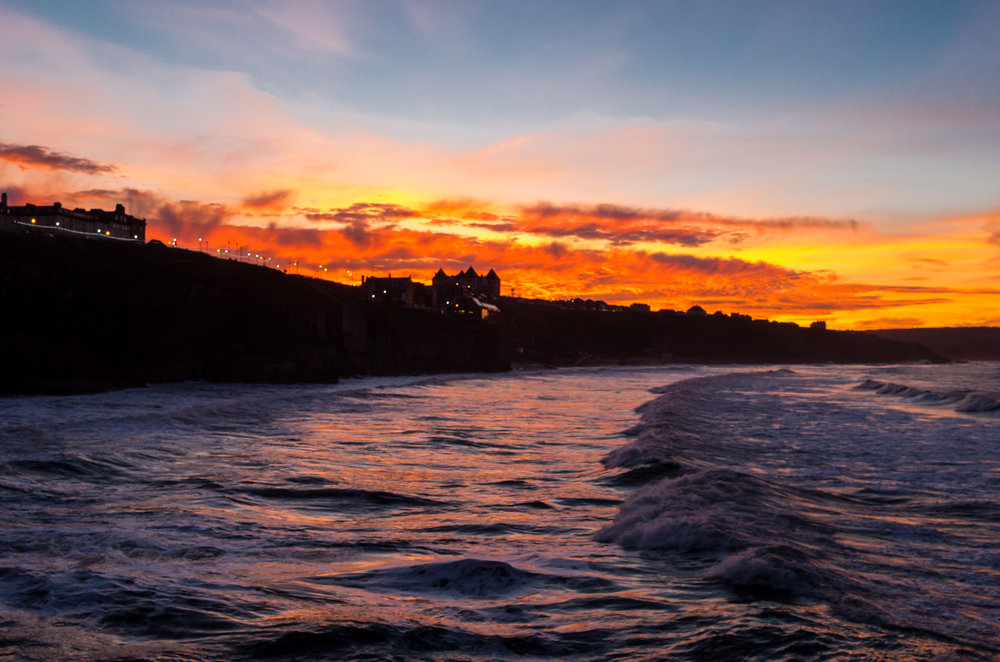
[1,363,998,661]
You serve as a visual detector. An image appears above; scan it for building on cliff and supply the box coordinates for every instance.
[360,275,433,307]
[432,267,501,305]
[448,296,501,320]
[360,266,502,315]
[0,192,146,242]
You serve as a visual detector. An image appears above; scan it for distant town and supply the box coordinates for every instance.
[0,192,146,241]
[1,192,827,329]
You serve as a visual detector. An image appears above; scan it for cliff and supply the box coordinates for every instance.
[0,233,505,394]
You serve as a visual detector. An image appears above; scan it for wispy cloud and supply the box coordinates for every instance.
[301,202,420,225]
[0,143,117,174]
[242,189,296,211]
[515,202,859,246]
[79,187,961,322]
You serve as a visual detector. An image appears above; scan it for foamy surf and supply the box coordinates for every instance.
[1,363,997,660]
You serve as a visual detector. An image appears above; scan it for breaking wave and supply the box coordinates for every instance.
[599,369,1000,657]
[3,365,997,661]
[855,378,1000,413]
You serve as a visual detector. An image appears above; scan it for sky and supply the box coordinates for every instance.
[2,0,999,328]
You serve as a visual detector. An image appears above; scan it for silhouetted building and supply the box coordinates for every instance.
[0,192,146,242]
[432,267,501,307]
[448,296,500,320]
[361,266,502,317]
[361,275,432,307]
[686,305,707,316]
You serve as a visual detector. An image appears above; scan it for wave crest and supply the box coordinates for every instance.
[855,379,999,414]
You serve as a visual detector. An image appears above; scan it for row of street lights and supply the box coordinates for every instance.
[168,237,360,281]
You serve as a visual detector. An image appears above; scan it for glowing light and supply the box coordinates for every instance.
[30,218,36,223]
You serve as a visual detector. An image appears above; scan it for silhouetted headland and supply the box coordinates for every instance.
[868,327,1000,361]
[497,298,942,367]
[1,231,943,394]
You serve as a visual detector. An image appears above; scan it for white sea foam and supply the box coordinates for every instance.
[855,375,1000,414]
[599,366,1000,654]
[2,364,998,661]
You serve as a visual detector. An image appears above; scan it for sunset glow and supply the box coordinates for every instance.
[3,1,999,328]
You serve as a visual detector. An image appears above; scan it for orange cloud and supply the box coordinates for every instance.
[299,202,420,225]
[7,178,997,329]
[514,202,860,247]
[129,202,957,324]
[241,189,296,211]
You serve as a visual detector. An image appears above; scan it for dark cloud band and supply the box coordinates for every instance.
[0,143,117,174]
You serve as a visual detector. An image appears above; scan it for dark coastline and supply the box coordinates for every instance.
[868,327,1000,362]
[1,232,943,395]
[496,298,943,367]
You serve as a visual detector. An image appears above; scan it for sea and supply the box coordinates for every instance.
[0,363,998,661]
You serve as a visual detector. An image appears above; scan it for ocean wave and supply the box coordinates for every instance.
[598,460,683,487]
[599,368,1000,656]
[704,544,820,593]
[595,467,834,600]
[604,370,799,472]
[240,485,442,509]
[241,620,612,661]
[855,378,1000,414]
[0,566,255,639]
[3,454,133,480]
[323,558,544,598]
[319,557,620,600]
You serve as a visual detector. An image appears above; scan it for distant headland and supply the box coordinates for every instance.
[1,197,947,395]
